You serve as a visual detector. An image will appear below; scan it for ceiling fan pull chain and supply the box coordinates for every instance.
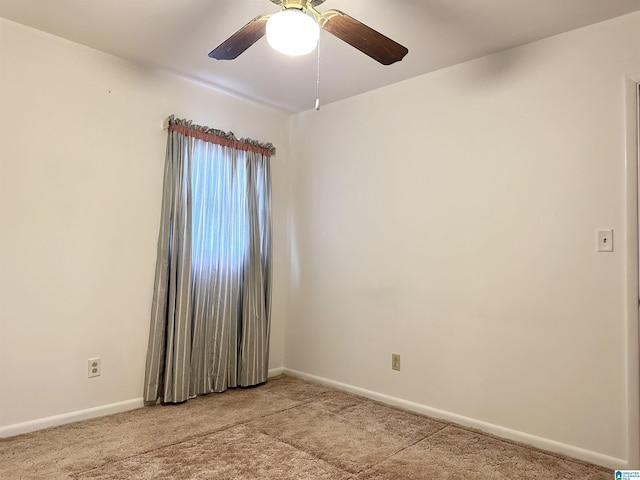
[315,36,321,110]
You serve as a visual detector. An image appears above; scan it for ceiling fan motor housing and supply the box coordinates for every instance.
[269,0,326,8]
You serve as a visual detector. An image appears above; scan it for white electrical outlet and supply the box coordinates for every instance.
[88,357,101,378]
[392,353,401,371]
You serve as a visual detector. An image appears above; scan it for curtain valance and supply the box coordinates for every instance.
[167,115,276,157]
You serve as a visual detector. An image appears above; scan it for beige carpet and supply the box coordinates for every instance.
[0,375,612,479]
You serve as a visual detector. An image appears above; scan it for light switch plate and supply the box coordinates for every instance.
[596,229,613,252]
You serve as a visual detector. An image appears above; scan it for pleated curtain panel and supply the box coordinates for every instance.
[144,116,275,404]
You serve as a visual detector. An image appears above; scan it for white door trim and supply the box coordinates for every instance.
[624,72,640,469]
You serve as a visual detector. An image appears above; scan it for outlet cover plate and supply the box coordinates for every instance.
[88,357,101,378]
[392,353,401,371]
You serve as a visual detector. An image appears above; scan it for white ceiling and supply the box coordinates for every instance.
[1,0,639,113]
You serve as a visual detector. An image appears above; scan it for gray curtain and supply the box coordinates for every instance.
[144,116,274,404]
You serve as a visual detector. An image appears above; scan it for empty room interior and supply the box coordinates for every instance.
[1,0,640,477]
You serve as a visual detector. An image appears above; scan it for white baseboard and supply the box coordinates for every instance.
[268,367,285,377]
[1,368,282,439]
[283,368,626,470]
[0,398,144,439]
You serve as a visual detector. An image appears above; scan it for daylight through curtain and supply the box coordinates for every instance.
[144,116,274,404]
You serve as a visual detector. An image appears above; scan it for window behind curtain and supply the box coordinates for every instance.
[191,140,269,274]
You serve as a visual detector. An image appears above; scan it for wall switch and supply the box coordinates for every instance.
[88,357,101,378]
[596,229,613,252]
[391,353,401,371]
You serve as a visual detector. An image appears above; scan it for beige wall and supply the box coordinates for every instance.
[0,18,289,429]
[287,12,640,468]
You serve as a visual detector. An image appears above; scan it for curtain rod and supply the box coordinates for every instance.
[163,115,276,156]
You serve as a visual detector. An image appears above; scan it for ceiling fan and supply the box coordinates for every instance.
[208,0,408,65]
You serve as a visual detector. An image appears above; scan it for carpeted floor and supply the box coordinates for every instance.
[0,375,612,479]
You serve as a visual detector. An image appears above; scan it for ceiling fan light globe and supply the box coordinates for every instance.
[266,9,319,56]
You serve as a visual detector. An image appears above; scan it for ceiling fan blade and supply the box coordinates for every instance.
[209,14,270,60]
[319,10,408,65]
